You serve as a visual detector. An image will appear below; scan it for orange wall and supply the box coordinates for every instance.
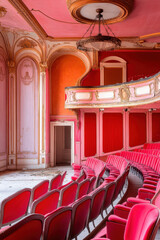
[51,55,86,116]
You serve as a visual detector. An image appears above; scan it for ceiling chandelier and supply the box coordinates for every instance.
[77,8,121,52]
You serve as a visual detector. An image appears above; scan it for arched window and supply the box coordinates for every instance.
[100,56,127,86]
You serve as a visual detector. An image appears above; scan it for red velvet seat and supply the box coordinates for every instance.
[58,181,78,207]
[43,207,72,240]
[69,195,92,239]
[49,174,61,191]
[76,179,90,199]
[0,188,31,228]
[88,188,106,232]
[101,182,116,217]
[30,180,49,205]
[92,203,160,240]
[30,189,60,216]
[0,214,44,240]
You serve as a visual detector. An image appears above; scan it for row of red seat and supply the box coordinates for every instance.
[104,155,129,182]
[0,158,130,239]
[135,148,160,157]
[92,143,160,240]
[0,180,120,240]
[72,157,105,187]
[118,151,160,179]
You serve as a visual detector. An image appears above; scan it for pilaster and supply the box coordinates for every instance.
[8,60,17,169]
[39,62,48,167]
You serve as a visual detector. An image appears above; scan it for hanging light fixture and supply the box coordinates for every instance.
[76,8,121,51]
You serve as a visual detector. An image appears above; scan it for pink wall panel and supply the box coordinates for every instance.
[103,113,123,153]
[84,112,97,157]
[129,113,146,147]
[0,55,7,155]
[152,113,160,142]
[17,58,38,157]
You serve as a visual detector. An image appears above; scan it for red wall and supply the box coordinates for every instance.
[103,113,123,153]
[129,113,146,147]
[81,50,160,86]
[84,113,97,157]
[152,113,160,142]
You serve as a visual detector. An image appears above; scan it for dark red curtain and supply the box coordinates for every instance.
[84,113,97,157]
[103,113,123,153]
[129,113,146,147]
[152,113,160,142]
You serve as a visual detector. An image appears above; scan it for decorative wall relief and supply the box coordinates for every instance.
[17,38,37,48]
[119,86,130,102]
[17,58,38,157]
[20,59,34,85]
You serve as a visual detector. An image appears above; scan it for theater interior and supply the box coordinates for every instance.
[0,0,160,239]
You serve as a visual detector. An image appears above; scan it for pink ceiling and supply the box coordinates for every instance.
[21,0,160,40]
[1,0,32,31]
[3,0,160,41]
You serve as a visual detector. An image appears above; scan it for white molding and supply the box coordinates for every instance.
[50,121,74,167]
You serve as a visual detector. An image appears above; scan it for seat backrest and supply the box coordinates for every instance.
[69,195,92,239]
[30,180,49,204]
[49,174,61,191]
[76,179,90,199]
[0,188,31,227]
[31,190,60,216]
[88,176,96,193]
[88,188,106,222]
[43,207,72,240]
[59,171,67,187]
[0,214,44,240]
[59,181,78,207]
[124,203,160,240]
[102,182,116,210]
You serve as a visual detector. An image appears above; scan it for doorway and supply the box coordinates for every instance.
[50,121,74,166]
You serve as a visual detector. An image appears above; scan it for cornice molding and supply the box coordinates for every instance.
[8,0,48,39]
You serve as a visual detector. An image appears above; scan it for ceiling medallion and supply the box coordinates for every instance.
[67,0,134,24]
[0,7,7,18]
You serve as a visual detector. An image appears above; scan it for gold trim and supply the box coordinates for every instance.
[67,0,133,24]
[119,85,130,102]
[0,7,7,18]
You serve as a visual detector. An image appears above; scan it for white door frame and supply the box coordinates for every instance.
[50,121,74,166]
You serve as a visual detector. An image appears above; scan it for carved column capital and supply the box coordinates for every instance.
[40,62,48,73]
[7,60,16,73]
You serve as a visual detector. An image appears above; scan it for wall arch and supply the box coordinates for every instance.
[48,45,91,86]
[100,56,127,85]
[50,53,86,116]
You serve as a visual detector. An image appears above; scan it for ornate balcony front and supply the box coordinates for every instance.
[65,71,160,109]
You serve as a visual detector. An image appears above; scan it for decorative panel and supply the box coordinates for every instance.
[0,55,7,156]
[152,113,160,142]
[84,112,96,157]
[129,113,146,147]
[17,58,38,157]
[103,113,123,153]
